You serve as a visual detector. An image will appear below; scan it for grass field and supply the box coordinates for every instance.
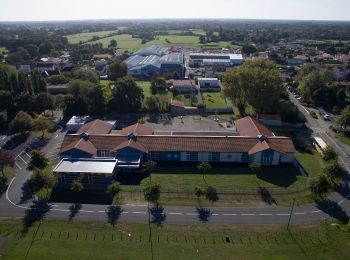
[91,34,143,52]
[146,35,200,46]
[140,166,307,193]
[66,30,119,44]
[1,219,350,259]
[335,133,350,146]
[295,150,324,179]
[202,92,229,109]
[173,94,196,107]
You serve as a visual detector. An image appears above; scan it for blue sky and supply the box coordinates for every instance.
[0,0,349,21]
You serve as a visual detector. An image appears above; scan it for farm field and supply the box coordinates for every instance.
[1,219,349,260]
[90,34,143,52]
[66,30,119,44]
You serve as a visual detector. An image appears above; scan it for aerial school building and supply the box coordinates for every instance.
[54,117,295,186]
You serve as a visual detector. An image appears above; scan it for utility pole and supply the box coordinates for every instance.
[287,198,296,229]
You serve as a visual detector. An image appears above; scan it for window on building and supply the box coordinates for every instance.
[211,152,220,162]
[227,154,232,159]
[151,152,160,161]
[187,152,198,161]
[241,153,250,162]
[261,151,274,165]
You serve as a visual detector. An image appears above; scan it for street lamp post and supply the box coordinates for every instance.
[287,198,296,229]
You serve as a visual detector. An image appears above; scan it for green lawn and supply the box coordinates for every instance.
[335,133,350,146]
[66,30,119,44]
[141,166,307,193]
[146,35,200,46]
[100,80,112,101]
[1,219,350,260]
[295,150,324,179]
[90,34,143,52]
[136,81,152,98]
[173,94,196,107]
[202,92,229,109]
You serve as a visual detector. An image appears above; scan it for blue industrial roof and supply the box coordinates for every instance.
[160,53,184,65]
[135,45,169,57]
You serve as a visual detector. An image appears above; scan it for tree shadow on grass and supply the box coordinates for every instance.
[205,186,219,203]
[68,203,82,221]
[258,187,276,205]
[149,205,166,226]
[335,177,350,199]
[106,205,122,227]
[19,181,34,205]
[196,207,212,222]
[316,200,349,224]
[257,170,298,188]
[22,199,51,234]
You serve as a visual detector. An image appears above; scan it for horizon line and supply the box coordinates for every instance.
[1,17,350,23]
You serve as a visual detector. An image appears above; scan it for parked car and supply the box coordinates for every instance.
[323,114,331,121]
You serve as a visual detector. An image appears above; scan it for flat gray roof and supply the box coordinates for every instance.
[53,158,117,174]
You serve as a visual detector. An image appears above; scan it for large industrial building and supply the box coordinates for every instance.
[125,45,185,79]
[189,53,244,67]
[54,117,295,187]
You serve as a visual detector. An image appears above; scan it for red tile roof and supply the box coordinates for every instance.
[77,119,113,135]
[113,139,148,153]
[61,135,294,154]
[234,116,274,137]
[248,140,288,155]
[60,138,97,156]
[119,123,153,136]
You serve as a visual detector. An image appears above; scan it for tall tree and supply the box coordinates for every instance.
[223,60,282,114]
[0,149,15,177]
[27,150,49,170]
[108,60,127,81]
[108,76,144,113]
[150,77,167,94]
[9,111,32,134]
[31,70,47,94]
[32,115,51,138]
[337,106,350,131]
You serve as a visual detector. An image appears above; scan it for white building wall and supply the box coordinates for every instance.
[272,152,280,165]
[280,153,295,163]
[219,153,242,162]
[252,153,261,164]
[180,152,187,161]
[198,152,210,162]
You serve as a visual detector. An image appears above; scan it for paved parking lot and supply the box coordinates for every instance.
[146,115,237,133]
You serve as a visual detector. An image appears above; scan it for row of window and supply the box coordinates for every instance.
[149,152,251,162]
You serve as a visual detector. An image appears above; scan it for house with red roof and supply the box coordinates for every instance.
[53,117,295,187]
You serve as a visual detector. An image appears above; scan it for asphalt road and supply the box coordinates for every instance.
[1,106,350,225]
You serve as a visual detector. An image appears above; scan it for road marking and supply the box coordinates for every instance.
[98,210,105,213]
[241,213,255,216]
[294,212,306,215]
[302,106,310,115]
[212,213,219,216]
[80,210,94,213]
[132,212,147,214]
[15,162,22,170]
[276,214,289,216]
[168,213,182,215]
[55,135,59,139]
[122,212,129,214]
[223,213,237,216]
[18,156,27,164]
[51,204,59,207]
[309,210,321,214]
[186,213,198,216]
[259,214,273,216]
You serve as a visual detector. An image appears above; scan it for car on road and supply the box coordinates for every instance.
[323,114,331,121]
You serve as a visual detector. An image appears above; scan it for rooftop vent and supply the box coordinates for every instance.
[80,132,89,140]
[258,135,268,142]
[127,132,138,141]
